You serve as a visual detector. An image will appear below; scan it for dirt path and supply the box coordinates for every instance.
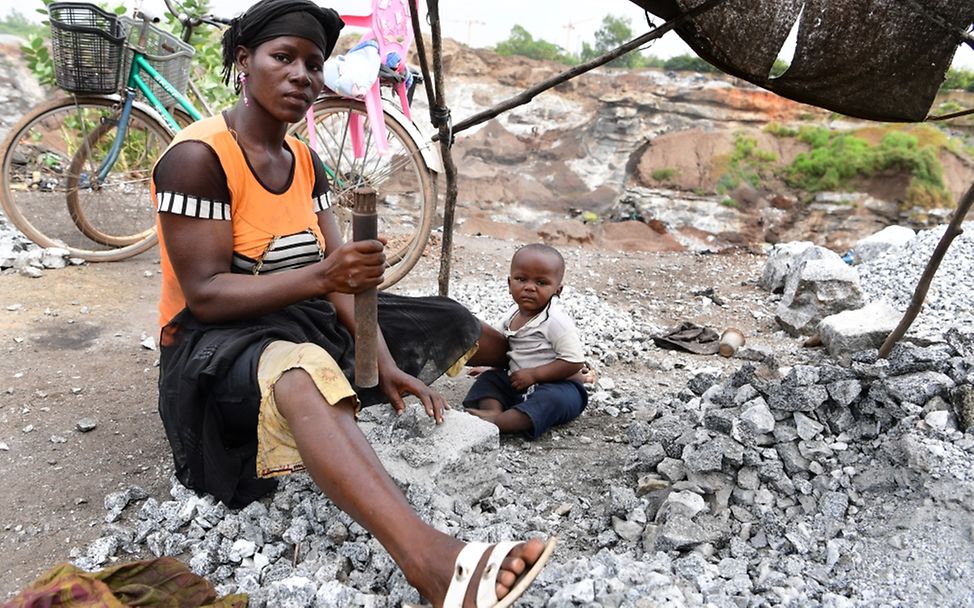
[0,253,170,596]
[0,234,774,599]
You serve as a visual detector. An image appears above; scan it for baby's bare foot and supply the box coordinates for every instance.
[465,408,497,423]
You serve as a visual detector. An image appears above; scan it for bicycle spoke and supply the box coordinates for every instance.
[0,96,164,260]
[291,98,435,288]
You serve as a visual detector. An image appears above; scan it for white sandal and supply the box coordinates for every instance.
[407,537,557,608]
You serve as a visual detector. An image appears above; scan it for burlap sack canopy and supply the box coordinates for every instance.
[633,0,974,122]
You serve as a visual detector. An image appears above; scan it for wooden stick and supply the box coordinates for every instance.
[423,0,461,297]
[879,182,974,358]
[353,188,379,387]
[412,0,728,295]
[439,0,729,139]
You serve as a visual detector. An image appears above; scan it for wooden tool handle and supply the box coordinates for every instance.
[353,188,379,388]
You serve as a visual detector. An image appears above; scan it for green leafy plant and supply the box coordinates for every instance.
[715,132,777,194]
[22,33,55,87]
[764,122,798,138]
[651,167,677,182]
[784,129,951,208]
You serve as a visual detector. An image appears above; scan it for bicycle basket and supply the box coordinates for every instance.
[120,17,195,108]
[49,2,126,94]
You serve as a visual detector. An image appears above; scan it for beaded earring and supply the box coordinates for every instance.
[238,73,250,107]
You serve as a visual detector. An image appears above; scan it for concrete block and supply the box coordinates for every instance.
[358,403,499,511]
[818,301,900,359]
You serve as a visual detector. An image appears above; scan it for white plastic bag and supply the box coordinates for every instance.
[323,40,380,98]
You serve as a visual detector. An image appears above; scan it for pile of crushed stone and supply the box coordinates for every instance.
[61,227,974,607]
[857,221,974,336]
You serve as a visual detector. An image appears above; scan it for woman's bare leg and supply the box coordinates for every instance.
[466,321,508,368]
[274,369,545,606]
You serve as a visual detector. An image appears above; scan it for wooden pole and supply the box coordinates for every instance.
[438,0,729,139]
[416,0,461,296]
[353,188,379,387]
[409,0,729,295]
[878,182,974,358]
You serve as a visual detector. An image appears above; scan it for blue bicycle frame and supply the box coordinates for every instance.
[93,46,202,185]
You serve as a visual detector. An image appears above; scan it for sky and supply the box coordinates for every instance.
[4,0,974,69]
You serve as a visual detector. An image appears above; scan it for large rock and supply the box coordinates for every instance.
[952,385,974,431]
[775,251,865,336]
[852,225,916,264]
[616,187,747,241]
[874,371,955,406]
[759,241,815,293]
[652,514,728,551]
[358,404,498,511]
[818,301,901,359]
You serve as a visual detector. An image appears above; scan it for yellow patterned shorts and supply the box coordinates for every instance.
[254,340,359,478]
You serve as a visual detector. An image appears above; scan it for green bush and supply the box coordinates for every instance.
[765,122,798,138]
[796,126,831,148]
[715,132,777,194]
[784,129,950,207]
[661,54,719,73]
[651,167,677,182]
[22,0,232,112]
[935,100,964,115]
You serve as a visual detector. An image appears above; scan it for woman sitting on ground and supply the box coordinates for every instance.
[151,0,553,605]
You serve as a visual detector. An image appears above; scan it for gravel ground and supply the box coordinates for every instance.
[858,221,974,336]
[2,219,974,607]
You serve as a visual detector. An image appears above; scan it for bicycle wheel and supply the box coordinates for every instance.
[1,95,170,261]
[290,97,436,289]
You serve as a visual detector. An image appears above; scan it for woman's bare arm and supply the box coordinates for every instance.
[316,208,450,420]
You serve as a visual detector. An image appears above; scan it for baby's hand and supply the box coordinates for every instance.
[509,369,535,391]
[467,366,492,378]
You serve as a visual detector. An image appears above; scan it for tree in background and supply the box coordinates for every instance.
[0,9,45,37]
[941,67,974,92]
[494,25,574,64]
[489,16,731,74]
[659,54,719,73]
[580,15,648,68]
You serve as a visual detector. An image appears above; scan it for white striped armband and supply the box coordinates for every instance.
[156,191,231,220]
[313,190,332,213]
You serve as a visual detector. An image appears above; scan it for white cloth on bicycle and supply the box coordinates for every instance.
[323,39,380,98]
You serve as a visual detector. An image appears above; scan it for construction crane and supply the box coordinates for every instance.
[446,18,487,46]
[562,15,600,54]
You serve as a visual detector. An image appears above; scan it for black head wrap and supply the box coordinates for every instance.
[221,0,344,88]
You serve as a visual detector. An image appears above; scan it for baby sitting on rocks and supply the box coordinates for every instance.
[464,243,591,438]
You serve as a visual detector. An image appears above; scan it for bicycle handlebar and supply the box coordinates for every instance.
[160,0,232,33]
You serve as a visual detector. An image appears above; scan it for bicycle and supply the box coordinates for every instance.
[0,0,439,287]
[0,1,211,261]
